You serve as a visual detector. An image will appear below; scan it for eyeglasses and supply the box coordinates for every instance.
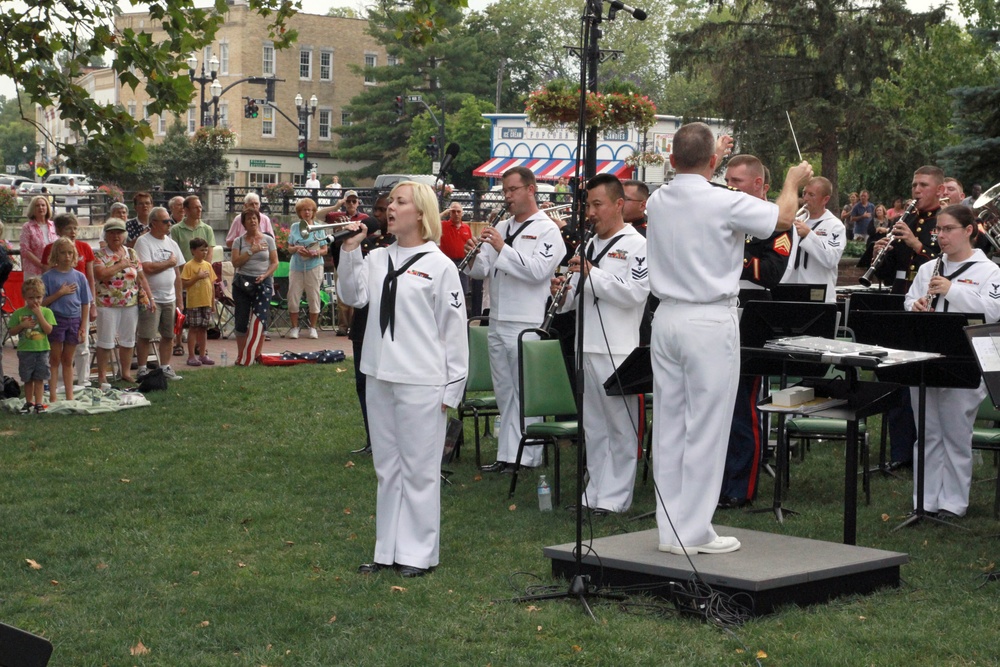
[502,185,528,196]
[933,225,964,234]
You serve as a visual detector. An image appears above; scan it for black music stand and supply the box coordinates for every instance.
[965,323,1000,409]
[0,621,53,667]
[770,283,827,303]
[852,311,983,531]
[843,291,906,475]
[739,301,839,522]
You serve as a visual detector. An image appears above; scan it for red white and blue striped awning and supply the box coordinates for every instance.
[472,157,630,181]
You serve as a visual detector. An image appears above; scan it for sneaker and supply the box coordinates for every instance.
[34,403,49,414]
[186,357,202,367]
[288,326,300,339]
[659,536,741,556]
[308,327,319,339]
[162,365,182,380]
[20,402,34,414]
[137,367,150,380]
[198,356,216,366]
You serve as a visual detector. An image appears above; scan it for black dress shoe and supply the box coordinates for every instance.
[358,562,392,574]
[717,497,752,510]
[500,463,519,474]
[351,445,373,455]
[887,460,912,472]
[397,565,429,578]
[480,461,507,472]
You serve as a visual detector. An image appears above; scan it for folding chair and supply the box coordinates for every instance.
[212,260,236,339]
[267,261,293,334]
[972,398,1000,519]
[508,329,578,505]
[457,317,498,467]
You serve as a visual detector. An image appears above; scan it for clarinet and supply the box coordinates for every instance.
[924,253,943,311]
[542,270,572,331]
[859,199,918,287]
[457,205,508,271]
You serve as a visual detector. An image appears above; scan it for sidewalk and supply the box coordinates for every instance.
[1,326,354,381]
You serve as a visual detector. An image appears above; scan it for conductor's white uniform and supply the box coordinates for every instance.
[780,209,845,303]
[646,175,778,549]
[467,212,562,466]
[339,242,468,569]
[904,249,1000,516]
[559,225,649,511]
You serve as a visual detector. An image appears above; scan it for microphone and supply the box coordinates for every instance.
[438,142,460,179]
[607,0,647,20]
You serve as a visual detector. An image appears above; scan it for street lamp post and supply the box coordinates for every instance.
[295,93,319,182]
[187,53,220,128]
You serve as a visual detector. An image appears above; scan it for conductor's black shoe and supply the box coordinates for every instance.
[717,497,752,510]
[351,445,373,455]
[480,461,507,473]
[397,565,429,578]
[937,509,963,520]
[500,463,519,474]
[887,460,912,472]
[357,562,391,574]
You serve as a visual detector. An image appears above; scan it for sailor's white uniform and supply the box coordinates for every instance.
[904,249,1000,516]
[779,209,845,303]
[466,212,563,466]
[339,242,468,569]
[559,224,649,511]
[646,174,779,549]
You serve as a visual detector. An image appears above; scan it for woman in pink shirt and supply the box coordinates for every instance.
[19,196,56,277]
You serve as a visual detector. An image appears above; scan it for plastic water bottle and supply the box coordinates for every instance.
[91,391,100,407]
[220,350,228,367]
[537,475,552,512]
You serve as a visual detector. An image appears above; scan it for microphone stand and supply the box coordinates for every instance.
[506,0,638,621]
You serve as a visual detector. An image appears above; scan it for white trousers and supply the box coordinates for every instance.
[582,352,639,512]
[367,377,446,569]
[651,301,740,548]
[910,384,984,515]
[488,320,543,466]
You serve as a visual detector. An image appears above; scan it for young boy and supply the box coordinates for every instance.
[8,278,56,413]
[180,238,217,367]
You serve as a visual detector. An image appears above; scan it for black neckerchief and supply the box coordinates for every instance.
[935,261,976,312]
[577,233,626,299]
[793,217,826,270]
[379,251,430,340]
[494,217,535,277]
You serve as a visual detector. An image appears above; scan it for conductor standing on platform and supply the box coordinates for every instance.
[646,122,812,555]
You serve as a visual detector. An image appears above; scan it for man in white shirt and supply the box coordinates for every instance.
[134,206,184,379]
[464,166,563,472]
[305,171,321,190]
[646,122,811,555]
[780,176,845,303]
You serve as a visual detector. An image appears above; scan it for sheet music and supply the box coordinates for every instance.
[765,335,941,366]
[973,336,1000,373]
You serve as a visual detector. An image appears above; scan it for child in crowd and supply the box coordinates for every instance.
[180,238,217,367]
[7,278,56,413]
[42,238,91,402]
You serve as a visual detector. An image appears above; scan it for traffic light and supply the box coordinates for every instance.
[298,137,307,160]
[395,96,404,117]
[244,100,259,119]
[426,135,438,159]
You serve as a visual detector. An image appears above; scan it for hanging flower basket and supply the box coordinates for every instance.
[525,82,657,132]
[193,126,238,150]
[97,183,124,202]
[625,151,665,168]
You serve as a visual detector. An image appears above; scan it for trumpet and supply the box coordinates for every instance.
[457,205,508,271]
[859,199,918,287]
[540,203,574,222]
[973,181,1000,251]
[300,219,360,242]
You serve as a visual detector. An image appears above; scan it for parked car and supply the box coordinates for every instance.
[42,173,94,195]
[0,176,32,190]
[18,182,46,196]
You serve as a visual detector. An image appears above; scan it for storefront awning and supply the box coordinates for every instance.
[472,157,630,181]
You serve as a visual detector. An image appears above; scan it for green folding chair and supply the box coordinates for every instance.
[508,329,578,505]
[457,317,498,467]
[972,398,1000,519]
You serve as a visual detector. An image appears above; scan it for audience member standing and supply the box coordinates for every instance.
[134,207,184,378]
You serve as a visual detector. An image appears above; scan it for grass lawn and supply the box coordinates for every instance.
[3,364,1000,666]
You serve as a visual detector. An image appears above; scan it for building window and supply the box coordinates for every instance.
[364,54,377,84]
[203,45,213,70]
[387,55,399,67]
[292,173,306,186]
[157,115,166,135]
[249,172,277,187]
[187,106,197,134]
[318,109,331,140]
[218,103,229,129]
[262,107,274,137]
[320,50,333,81]
[128,101,136,119]
[341,111,351,126]
[300,48,312,80]
[262,44,275,76]
[219,43,229,75]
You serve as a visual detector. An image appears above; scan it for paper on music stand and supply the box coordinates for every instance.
[973,336,1000,373]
